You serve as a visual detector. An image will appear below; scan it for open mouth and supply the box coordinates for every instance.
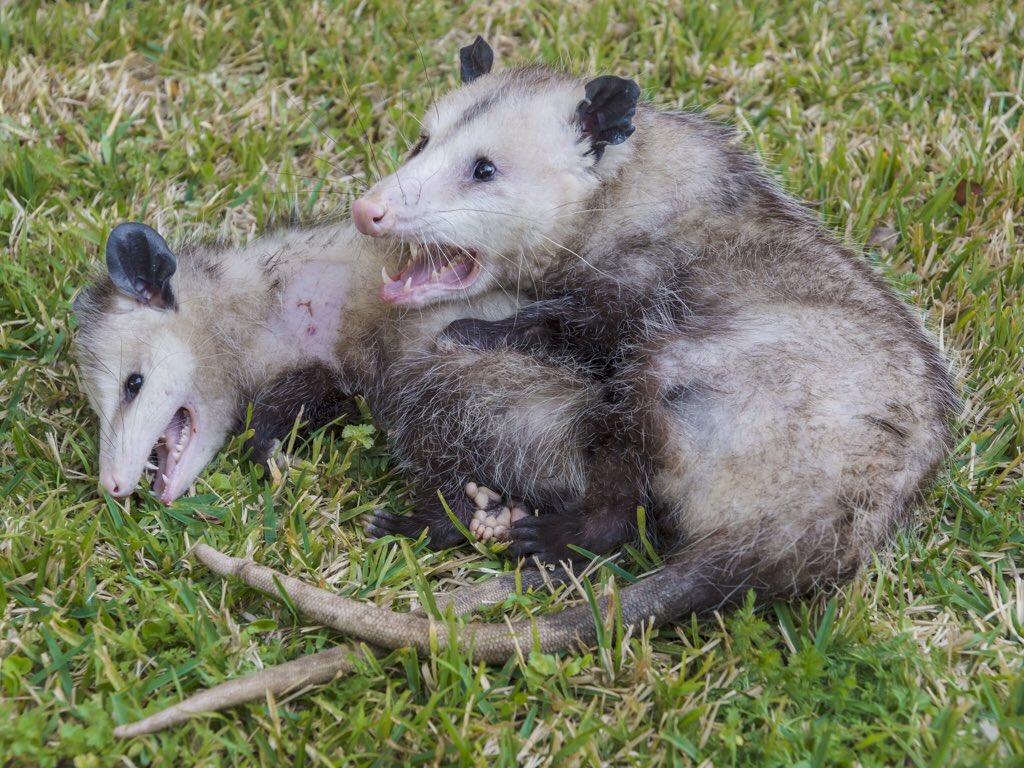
[145,406,197,504]
[380,243,481,305]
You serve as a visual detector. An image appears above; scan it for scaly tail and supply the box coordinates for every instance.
[115,542,752,737]
[186,544,748,662]
[113,645,373,738]
[113,552,563,737]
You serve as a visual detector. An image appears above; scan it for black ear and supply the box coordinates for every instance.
[576,76,641,155]
[105,222,177,310]
[460,36,494,83]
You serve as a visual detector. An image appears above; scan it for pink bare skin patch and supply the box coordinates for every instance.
[263,262,351,364]
[464,482,531,542]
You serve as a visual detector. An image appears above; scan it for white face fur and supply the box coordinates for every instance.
[353,69,626,307]
[77,290,235,505]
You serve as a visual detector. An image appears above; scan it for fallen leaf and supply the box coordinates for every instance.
[954,179,983,206]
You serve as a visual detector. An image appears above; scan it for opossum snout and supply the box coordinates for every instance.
[352,195,394,237]
[99,468,133,498]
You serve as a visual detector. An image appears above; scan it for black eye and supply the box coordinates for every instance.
[410,134,429,158]
[124,373,144,401]
[473,158,497,181]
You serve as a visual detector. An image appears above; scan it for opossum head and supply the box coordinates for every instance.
[353,37,640,306]
[74,223,236,504]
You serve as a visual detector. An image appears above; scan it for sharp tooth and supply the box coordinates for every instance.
[431,270,440,281]
[161,473,169,484]
[403,277,413,292]
[382,265,391,283]
[146,461,158,471]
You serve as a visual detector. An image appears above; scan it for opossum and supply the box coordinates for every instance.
[80,220,597,737]
[74,220,382,503]
[352,37,957,578]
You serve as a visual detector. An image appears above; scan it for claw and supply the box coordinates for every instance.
[507,515,578,563]
[365,510,422,540]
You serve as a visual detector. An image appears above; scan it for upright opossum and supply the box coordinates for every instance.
[352,37,957,579]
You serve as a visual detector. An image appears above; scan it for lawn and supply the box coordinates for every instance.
[1,0,1021,765]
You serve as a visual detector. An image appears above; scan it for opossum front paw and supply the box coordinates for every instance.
[246,435,278,466]
[440,318,510,350]
[441,316,560,353]
[365,502,469,550]
[464,482,530,542]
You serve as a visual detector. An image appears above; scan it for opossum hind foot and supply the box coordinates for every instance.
[507,514,577,562]
[465,482,530,542]
[365,483,530,548]
[365,482,523,549]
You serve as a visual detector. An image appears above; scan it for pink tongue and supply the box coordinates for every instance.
[442,259,476,284]
[152,443,169,497]
[404,253,476,286]
[404,259,434,285]
[380,251,478,303]
[153,411,185,497]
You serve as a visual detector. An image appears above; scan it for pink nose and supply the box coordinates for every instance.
[99,470,133,498]
[352,196,393,236]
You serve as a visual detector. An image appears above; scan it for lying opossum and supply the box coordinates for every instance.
[74,219,533,507]
[353,37,957,578]
[74,220,382,503]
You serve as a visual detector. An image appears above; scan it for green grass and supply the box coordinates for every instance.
[1,0,1022,765]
